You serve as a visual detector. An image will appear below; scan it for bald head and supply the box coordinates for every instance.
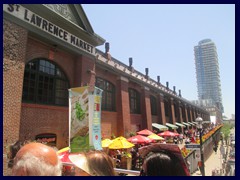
[15,143,58,166]
[12,143,62,176]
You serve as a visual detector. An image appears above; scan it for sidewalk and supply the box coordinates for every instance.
[192,143,226,176]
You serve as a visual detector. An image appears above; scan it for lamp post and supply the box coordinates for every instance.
[196,115,205,176]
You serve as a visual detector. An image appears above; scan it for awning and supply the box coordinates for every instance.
[165,123,178,129]
[152,123,169,131]
[182,122,191,126]
[175,122,186,128]
[203,121,211,124]
[188,122,195,126]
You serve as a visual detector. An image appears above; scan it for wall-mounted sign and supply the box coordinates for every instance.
[185,143,200,150]
[3,4,95,56]
[35,133,56,146]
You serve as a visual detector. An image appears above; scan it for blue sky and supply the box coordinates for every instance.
[82,4,235,119]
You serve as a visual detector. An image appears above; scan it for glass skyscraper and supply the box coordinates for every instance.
[194,39,224,113]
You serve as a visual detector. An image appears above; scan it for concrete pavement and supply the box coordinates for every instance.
[192,144,225,176]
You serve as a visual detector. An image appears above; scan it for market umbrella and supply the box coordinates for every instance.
[101,138,113,148]
[147,133,165,141]
[158,131,180,137]
[108,136,135,149]
[137,129,154,136]
[57,147,72,164]
[127,135,153,144]
[58,146,70,154]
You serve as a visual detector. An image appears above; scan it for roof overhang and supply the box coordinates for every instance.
[175,122,186,128]
[182,122,191,127]
[165,123,178,129]
[152,123,169,131]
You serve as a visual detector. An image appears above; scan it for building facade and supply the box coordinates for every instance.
[194,39,224,113]
[3,4,210,175]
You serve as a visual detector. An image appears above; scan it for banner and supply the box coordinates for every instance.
[69,86,103,153]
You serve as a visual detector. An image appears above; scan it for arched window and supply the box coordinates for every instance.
[95,77,115,111]
[182,106,186,119]
[22,59,69,106]
[174,103,178,118]
[150,95,157,115]
[129,88,141,114]
[164,100,169,116]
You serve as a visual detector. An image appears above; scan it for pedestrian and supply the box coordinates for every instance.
[130,147,139,170]
[185,137,190,144]
[179,133,184,144]
[174,136,178,144]
[138,143,190,176]
[69,150,116,176]
[12,142,62,176]
[7,140,24,168]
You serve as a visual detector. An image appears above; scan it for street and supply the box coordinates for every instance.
[192,127,235,176]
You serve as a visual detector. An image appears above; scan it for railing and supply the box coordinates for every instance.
[114,168,140,176]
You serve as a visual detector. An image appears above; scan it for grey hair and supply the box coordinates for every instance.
[12,152,62,176]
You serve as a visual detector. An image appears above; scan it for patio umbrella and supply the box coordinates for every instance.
[127,135,153,144]
[57,147,72,164]
[101,138,113,148]
[158,131,180,137]
[137,129,154,136]
[57,146,70,154]
[108,136,135,149]
[147,133,165,141]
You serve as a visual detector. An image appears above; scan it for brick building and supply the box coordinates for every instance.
[3,4,210,175]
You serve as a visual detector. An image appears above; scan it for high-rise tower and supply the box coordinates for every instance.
[194,39,224,113]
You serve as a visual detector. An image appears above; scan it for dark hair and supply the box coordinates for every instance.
[8,141,24,168]
[142,151,187,176]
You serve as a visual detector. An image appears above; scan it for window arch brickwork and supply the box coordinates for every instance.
[22,58,69,106]
[150,95,157,115]
[95,77,116,111]
[129,88,141,114]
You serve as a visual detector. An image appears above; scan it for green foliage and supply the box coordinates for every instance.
[221,124,231,145]
[129,131,136,137]
[75,102,86,121]
[122,151,132,158]
[111,133,116,139]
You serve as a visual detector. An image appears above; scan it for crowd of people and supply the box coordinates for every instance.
[7,140,190,176]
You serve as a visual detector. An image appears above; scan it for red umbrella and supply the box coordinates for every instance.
[127,135,153,144]
[57,147,72,164]
[137,129,154,136]
[158,131,180,137]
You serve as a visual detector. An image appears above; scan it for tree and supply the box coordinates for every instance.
[221,124,231,145]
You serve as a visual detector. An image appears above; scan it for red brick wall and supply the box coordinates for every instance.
[101,111,118,139]
[20,104,69,149]
[3,19,28,175]
[96,67,119,138]
[26,38,77,87]
[21,36,100,147]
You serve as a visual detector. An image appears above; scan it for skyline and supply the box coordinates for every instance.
[82,4,235,119]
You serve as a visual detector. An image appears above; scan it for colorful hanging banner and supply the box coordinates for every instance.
[69,86,103,153]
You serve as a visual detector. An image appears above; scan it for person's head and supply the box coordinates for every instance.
[69,150,116,176]
[139,143,190,176]
[12,142,62,176]
[8,140,24,168]
[140,151,187,176]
